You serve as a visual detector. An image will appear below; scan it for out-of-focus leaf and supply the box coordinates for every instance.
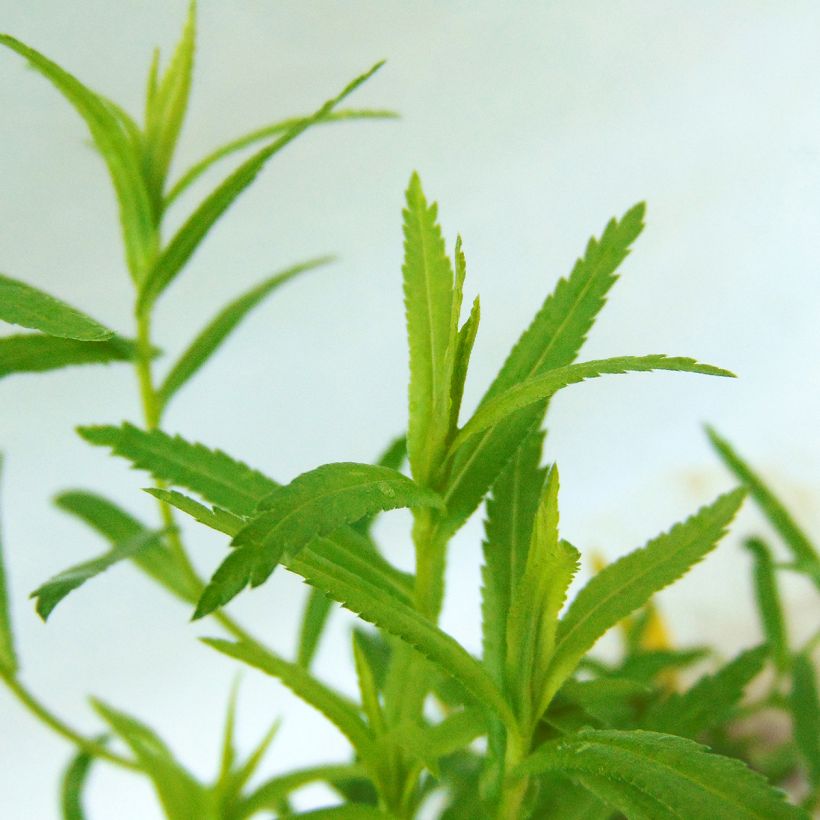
[0,334,139,380]
[0,273,113,340]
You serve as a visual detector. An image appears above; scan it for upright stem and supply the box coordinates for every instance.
[133,311,267,651]
[497,727,529,820]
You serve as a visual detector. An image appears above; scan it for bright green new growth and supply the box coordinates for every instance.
[0,6,814,817]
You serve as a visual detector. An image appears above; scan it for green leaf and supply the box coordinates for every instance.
[195,463,441,618]
[538,489,746,712]
[91,699,216,820]
[282,542,516,729]
[0,334,139,379]
[55,490,194,602]
[353,631,387,736]
[707,427,820,589]
[0,35,155,279]
[516,729,805,819]
[0,456,18,675]
[452,355,733,452]
[77,423,277,516]
[745,538,790,672]
[439,204,645,535]
[290,807,391,819]
[166,108,398,207]
[137,61,384,313]
[297,588,333,669]
[142,0,195,204]
[351,434,408,536]
[157,257,331,410]
[481,430,546,686]
[402,172,456,485]
[203,639,376,761]
[0,273,113,340]
[235,764,368,818]
[148,488,414,607]
[60,745,99,820]
[791,653,820,787]
[505,467,580,728]
[447,294,480,445]
[30,528,165,620]
[643,645,768,737]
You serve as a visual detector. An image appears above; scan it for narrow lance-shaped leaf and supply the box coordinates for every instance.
[31,528,166,620]
[538,488,746,714]
[0,273,113,340]
[482,430,546,687]
[0,35,155,278]
[353,632,387,736]
[402,172,455,485]
[642,644,768,737]
[439,203,646,534]
[203,639,376,762]
[195,462,442,618]
[0,334,140,380]
[284,541,516,730]
[60,745,100,820]
[55,490,194,602]
[77,423,277,516]
[297,589,333,669]
[143,488,414,605]
[447,294,480,447]
[351,433,408,536]
[157,256,331,411]
[452,355,734,452]
[515,729,804,820]
[745,538,790,673]
[137,61,385,313]
[707,426,820,588]
[142,0,195,205]
[0,456,18,675]
[91,699,217,820]
[166,108,398,207]
[791,653,820,787]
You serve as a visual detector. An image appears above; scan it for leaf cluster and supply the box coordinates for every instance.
[0,5,815,819]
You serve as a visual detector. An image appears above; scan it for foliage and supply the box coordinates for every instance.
[0,4,816,818]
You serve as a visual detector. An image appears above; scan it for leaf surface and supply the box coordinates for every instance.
[55,489,193,601]
[0,457,17,675]
[539,489,746,711]
[195,463,441,617]
[440,204,645,534]
[402,173,455,484]
[453,355,733,451]
[31,529,165,620]
[0,273,113,340]
[791,653,820,787]
[516,729,805,819]
[92,699,216,819]
[203,639,375,760]
[643,645,768,737]
[137,62,384,312]
[142,1,195,202]
[707,426,820,588]
[284,544,516,728]
[0,35,154,278]
[157,257,331,409]
[77,423,277,516]
[0,334,139,379]
[60,746,98,820]
[745,538,790,672]
[166,108,397,205]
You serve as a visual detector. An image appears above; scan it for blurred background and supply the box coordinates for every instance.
[0,1,818,816]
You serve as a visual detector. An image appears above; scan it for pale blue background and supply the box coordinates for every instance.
[0,1,818,816]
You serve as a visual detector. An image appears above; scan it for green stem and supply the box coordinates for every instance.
[133,312,267,652]
[497,728,529,820]
[1,673,138,770]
